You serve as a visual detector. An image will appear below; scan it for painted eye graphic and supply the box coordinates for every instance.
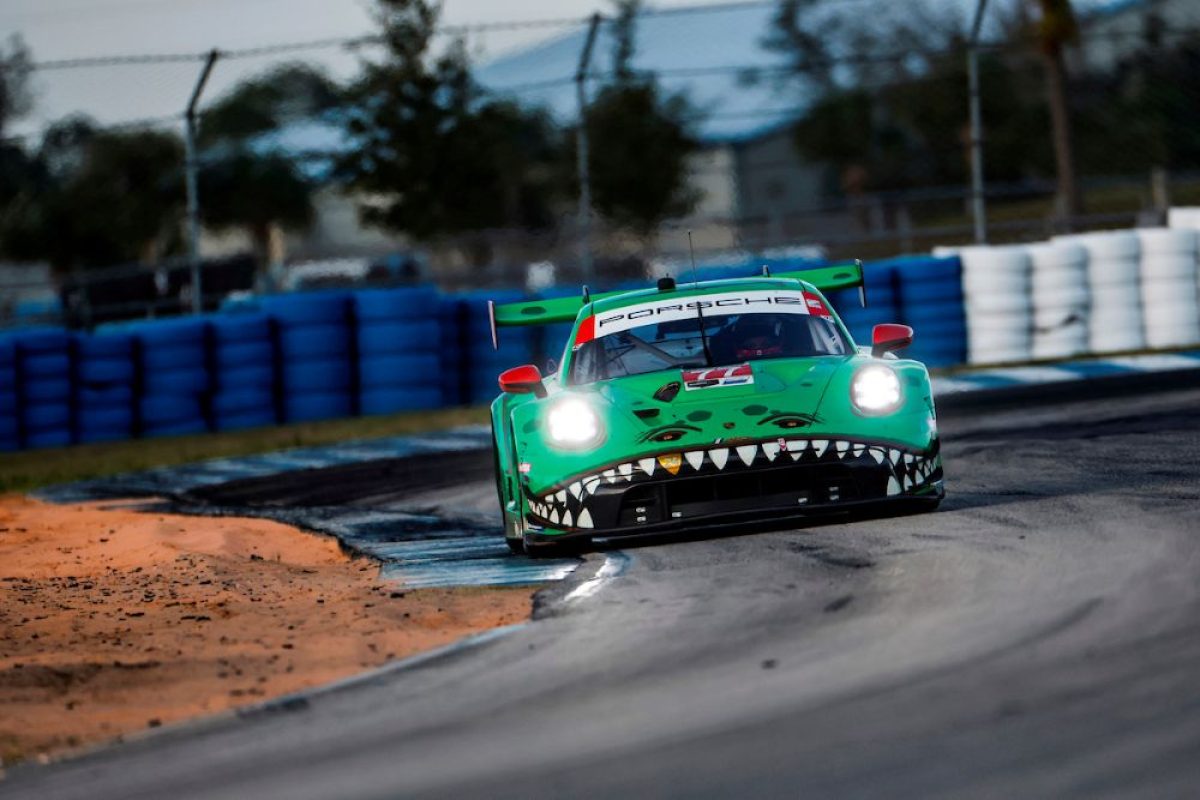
[652,430,686,442]
[759,413,817,429]
[638,424,701,444]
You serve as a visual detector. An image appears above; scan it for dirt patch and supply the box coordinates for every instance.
[0,494,533,764]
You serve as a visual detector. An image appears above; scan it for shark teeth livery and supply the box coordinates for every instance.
[522,436,943,531]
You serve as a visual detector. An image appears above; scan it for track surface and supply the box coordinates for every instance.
[7,384,1200,799]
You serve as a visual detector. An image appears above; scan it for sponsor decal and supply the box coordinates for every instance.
[582,291,815,341]
[681,363,754,390]
[519,462,532,474]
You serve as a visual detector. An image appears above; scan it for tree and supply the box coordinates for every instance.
[337,0,564,247]
[0,34,32,137]
[199,63,343,146]
[196,64,341,270]
[3,119,185,270]
[1028,0,1082,220]
[580,0,698,237]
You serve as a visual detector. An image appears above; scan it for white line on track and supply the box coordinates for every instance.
[564,554,625,602]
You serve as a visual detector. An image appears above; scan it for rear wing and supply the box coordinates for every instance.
[487,262,864,349]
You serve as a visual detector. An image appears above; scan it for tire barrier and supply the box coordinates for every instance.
[1027,242,1090,360]
[1138,227,1200,349]
[211,312,277,432]
[454,290,538,407]
[438,296,467,406]
[891,255,968,368]
[0,337,18,452]
[944,245,1033,365]
[352,287,443,417]
[12,328,74,448]
[128,318,212,438]
[76,331,136,444]
[1053,231,1144,354]
[260,291,354,424]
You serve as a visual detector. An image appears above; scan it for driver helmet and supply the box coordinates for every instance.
[734,317,783,360]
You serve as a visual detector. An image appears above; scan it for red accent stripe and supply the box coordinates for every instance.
[802,291,831,317]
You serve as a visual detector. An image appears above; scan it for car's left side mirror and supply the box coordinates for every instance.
[871,324,914,358]
[498,364,547,398]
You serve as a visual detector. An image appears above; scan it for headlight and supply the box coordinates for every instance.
[852,365,902,414]
[546,398,602,448]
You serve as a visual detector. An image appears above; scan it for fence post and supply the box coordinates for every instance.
[184,49,219,315]
[968,0,990,245]
[575,13,602,286]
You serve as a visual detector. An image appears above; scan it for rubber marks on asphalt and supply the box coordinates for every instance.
[563,554,629,602]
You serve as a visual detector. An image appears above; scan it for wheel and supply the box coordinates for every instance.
[506,537,526,555]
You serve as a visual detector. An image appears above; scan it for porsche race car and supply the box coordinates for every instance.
[488,263,943,555]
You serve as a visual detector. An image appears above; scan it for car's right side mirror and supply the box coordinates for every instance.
[871,324,914,358]
[498,364,547,398]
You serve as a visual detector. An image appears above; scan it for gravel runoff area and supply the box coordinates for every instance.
[0,496,533,766]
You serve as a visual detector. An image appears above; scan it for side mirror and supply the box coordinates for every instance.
[871,324,914,358]
[498,364,547,398]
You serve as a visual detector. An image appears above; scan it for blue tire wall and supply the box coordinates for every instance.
[130,318,212,437]
[352,287,442,416]
[13,328,74,448]
[283,391,353,423]
[75,338,133,438]
[891,255,967,368]
[0,339,17,449]
[261,292,354,424]
[353,287,440,323]
[438,297,467,406]
[211,311,277,427]
[360,387,443,416]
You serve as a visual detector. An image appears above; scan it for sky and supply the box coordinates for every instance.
[2,0,758,137]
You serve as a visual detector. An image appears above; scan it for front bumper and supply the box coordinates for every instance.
[523,436,943,539]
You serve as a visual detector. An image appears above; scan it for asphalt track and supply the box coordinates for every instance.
[6,380,1200,799]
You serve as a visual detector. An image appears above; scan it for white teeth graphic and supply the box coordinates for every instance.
[544,494,553,504]
[685,451,705,471]
[577,508,594,528]
[737,445,757,466]
[836,440,850,458]
[556,490,567,504]
[618,463,633,480]
[762,442,780,461]
[569,481,583,500]
[870,448,885,464]
[853,444,866,458]
[562,509,573,526]
[638,458,656,476]
[603,469,617,484]
[583,476,601,495]
[889,449,901,465]
[549,507,560,524]
[787,440,808,461]
[887,476,901,496]
[813,440,829,458]
[905,454,915,466]
[903,474,913,491]
[709,448,730,470]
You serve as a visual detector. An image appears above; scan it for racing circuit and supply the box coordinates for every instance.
[5,371,1199,799]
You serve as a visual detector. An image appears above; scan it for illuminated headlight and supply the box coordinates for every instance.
[547,398,602,447]
[852,365,902,414]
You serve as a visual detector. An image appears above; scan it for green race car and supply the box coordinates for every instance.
[488,263,943,556]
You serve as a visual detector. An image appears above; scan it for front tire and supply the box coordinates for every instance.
[506,536,526,555]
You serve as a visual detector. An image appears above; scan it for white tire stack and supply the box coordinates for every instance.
[1053,231,1143,353]
[1138,226,1200,348]
[1026,241,1089,359]
[954,245,1032,364]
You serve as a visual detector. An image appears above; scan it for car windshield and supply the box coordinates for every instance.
[569,305,851,385]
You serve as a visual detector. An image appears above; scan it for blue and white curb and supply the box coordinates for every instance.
[931,350,1200,396]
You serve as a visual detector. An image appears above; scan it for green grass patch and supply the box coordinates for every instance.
[0,406,490,494]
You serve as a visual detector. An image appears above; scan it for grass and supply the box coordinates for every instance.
[0,406,490,494]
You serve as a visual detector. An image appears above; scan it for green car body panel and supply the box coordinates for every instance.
[489,266,943,551]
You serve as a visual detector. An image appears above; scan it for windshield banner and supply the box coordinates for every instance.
[575,290,829,345]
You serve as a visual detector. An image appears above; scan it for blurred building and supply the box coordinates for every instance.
[1073,0,1200,73]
